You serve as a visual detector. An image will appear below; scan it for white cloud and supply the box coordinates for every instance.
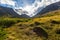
[15,0,46,17]
[0,0,16,6]
[19,0,60,17]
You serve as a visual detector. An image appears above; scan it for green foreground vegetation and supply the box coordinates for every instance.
[0,10,60,40]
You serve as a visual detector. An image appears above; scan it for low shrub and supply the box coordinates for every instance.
[34,22,41,25]
[0,19,19,28]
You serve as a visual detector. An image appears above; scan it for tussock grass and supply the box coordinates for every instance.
[0,10,60,40]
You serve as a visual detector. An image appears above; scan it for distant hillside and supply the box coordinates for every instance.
[35,2,60,18]
[38,9,60,17]
[0,6,10,17]
[0,6,30,18]
[0,6,14,17]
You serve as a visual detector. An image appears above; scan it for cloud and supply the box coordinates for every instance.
[0,0,16,8]
[17,0,46,17]
[19,0,60,17]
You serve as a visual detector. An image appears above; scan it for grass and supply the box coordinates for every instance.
[0,10,60,40]
[0,27,7,40]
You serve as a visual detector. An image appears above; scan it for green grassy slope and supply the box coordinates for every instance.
[0,10,60,40]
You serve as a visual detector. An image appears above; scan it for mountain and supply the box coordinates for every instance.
[0,6,16,17]
[0,0,60,18]
[0,6,30,18]
[34,2,60,17]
